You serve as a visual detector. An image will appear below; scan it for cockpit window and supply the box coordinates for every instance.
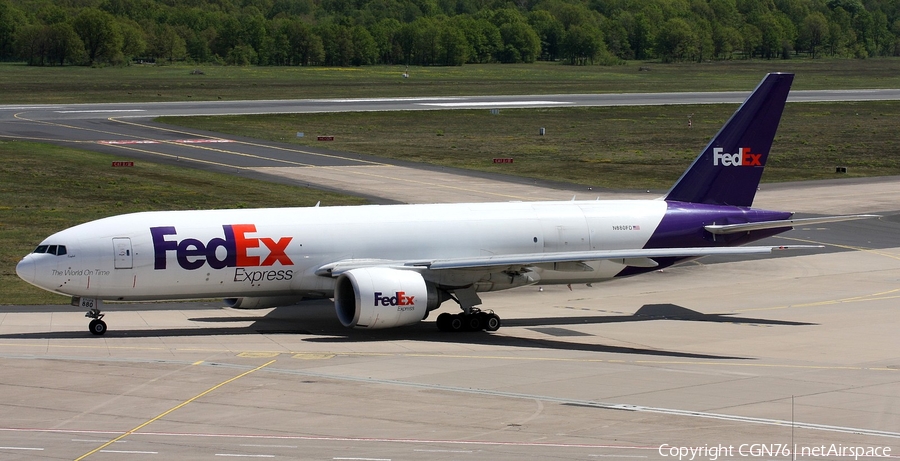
[32,245,67,255]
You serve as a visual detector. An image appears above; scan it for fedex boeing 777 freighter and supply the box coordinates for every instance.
[16,73,871,335]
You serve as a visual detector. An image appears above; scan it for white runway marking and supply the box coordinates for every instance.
[97,139,232,145]
[55,109,146,113]
[311,97,463,103]
[0,106,63,110]
[419,101,571,107]
[0,446,44,450]
[333,458,392,461]
[100,449,158,454]
[215,454,275,458]
[240,444,298,448]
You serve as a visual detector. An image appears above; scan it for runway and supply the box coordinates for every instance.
[4,89,900,204]
[1,92,899,459]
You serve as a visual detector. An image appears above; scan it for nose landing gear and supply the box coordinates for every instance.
[87,314,107,336]
[74,297,107,336]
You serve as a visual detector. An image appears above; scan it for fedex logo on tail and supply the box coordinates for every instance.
[712,147,762,167]
[151,224,293,270]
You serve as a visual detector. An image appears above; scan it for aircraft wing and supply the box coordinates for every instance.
[704,215,879,235]
[317,245,821,276]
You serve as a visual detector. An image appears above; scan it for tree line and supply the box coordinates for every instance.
[1,0,899,67]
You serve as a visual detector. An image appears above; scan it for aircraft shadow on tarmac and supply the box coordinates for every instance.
[502,303,815,327]
[0,302,813,360]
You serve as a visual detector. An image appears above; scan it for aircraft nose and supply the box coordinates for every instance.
[16,255,35,283]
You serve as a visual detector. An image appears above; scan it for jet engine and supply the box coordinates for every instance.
[224,296,305,309]
[334,267,447,329]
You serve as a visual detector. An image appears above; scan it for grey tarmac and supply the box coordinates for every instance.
[1,93,898,460]
[0,179,898,460]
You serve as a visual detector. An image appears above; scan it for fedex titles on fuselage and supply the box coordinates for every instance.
[712,147,762,167]
[150,224,294,283]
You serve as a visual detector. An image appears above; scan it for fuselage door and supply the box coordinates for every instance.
[113,237,133,269]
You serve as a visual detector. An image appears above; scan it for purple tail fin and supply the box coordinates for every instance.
[665,73,793,207]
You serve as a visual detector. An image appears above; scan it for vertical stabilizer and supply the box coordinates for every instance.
[664,73,793,207]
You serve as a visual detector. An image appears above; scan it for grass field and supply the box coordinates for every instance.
[160,100,900,189]
[2,59,900,103]
[0,141,366,304]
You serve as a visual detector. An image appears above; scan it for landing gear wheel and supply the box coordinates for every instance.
[89,319,107,336]
[448,314,464,332]
[436,308,502,333]
[466,314,483,331]
[436,313,452,332]
[80,297,106,336]
[484,313,501,332]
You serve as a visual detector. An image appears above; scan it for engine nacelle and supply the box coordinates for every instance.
[224,296,305,309]
[334,268,445,329]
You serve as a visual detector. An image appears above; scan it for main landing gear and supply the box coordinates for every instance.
[75,297,107,336]
[435,287,501,332]
[436,308,501,332]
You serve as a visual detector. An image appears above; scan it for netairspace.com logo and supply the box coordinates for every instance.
[658,443,892,461]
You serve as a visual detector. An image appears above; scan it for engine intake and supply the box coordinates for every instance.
[334,267,446,329]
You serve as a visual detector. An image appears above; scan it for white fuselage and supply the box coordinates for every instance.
[19,200,667,301]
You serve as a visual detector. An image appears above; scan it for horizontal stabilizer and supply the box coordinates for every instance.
[704,215,879,235]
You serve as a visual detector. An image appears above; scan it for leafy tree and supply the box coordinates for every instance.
[870,11,892,56]
[118,18,146,62]
[799,11,828,57]
[562,24,602,65]
[370,18,403,64]
[740,23,762,58]
[708,0,742,24]
[149,24,187,62]
[286,20,324,65]
[627,10,656,60]
[318,23,354,66]
[15,25,50,66]
[438,21,468,65]
[351,25,378,65]
[693,18,715,61]
[72,7,122,65]
[454,16,500,63]
[827,7,855,56]
[497,20,541,63]
[655,17,698,62]
[3,0,897,67]
[37,4,68,26]
[226,44,257,65]
[756,13,785,58]
[417,17,442,65]
[46,22,85,65]
[712,24,741,58]
[600,14,632,60]
[0,0,25,60]
[528,9,563,60]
